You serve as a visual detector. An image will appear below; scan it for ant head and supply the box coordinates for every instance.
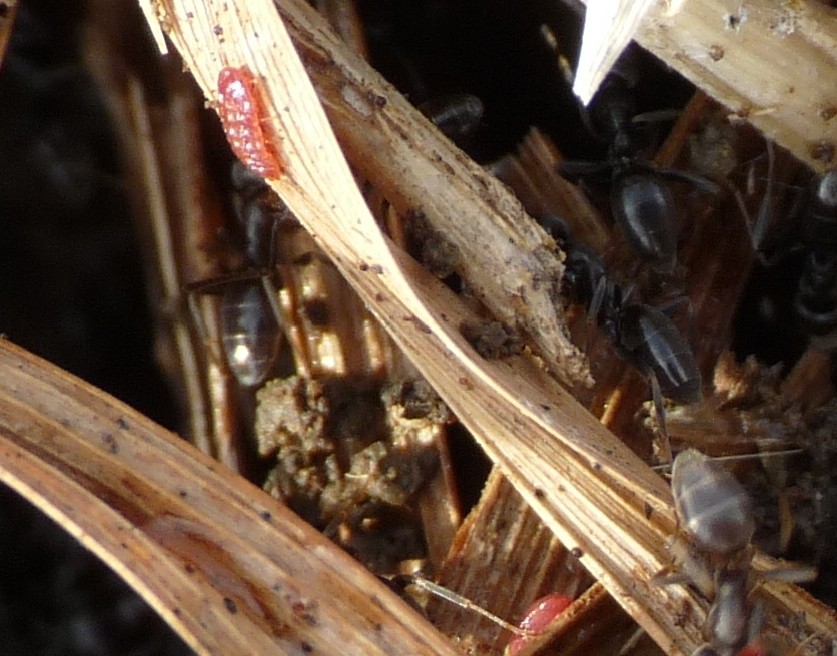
[535,212,572,245]
[562,244,606,308]
[588,74,636,143]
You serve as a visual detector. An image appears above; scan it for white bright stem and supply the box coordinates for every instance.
[572,0,659,104]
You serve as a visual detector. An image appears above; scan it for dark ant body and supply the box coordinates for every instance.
[614,303,702,406]
[741,145,837,348]
[560,73,718,274]
[539,214,702,454]
[793,170,837,343]
[418,93,484,142]
[188,163,287,388]
[610,170,681,273]
[216,281,281,388]
[664,449,817,656]
[667,450,759,656]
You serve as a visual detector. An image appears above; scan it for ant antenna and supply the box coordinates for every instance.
[650,447,805,472]
[395,574,537,638]
[649,373,673,464]
[708,449,804,463]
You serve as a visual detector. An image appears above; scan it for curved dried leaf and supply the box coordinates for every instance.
[0,340,456,656]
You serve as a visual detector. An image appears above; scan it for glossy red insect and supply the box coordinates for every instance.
[735,644,766,656]
[506,593,573,656]
[217,66,284,179]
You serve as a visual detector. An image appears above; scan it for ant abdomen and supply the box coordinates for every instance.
[219,282,282,388]
[419,93,484,141]
[617,304,702,405]
[612,172,679,274]
[671,449,755,556]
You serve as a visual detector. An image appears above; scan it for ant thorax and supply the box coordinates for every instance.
[705,568,753,656]
[665,523,753,600]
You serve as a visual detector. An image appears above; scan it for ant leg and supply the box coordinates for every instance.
[632,108,681,124]
[584,276,610,351]
[559,159,613,179]
[649,371,673,464]
[260,269,315,378]
[614,627,649,656]
[751,140,776,252]
[259,272,284,329]
[733,188,760,253]
[656,295,690,319]
[620,282,636,305]
[390,574,536,637]
[746,600,765,647]
[252,210,314,378]
[185,286,226,368]
[784,634,831,656]
[586,277,623,351]
[650,566,692,587]
[690,647,718,656]
[267,213,280,271]
[734,142,778,265]
[653,165,722,196]
[757,562,818,584]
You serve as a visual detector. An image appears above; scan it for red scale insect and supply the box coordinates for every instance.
[217,66,284,179]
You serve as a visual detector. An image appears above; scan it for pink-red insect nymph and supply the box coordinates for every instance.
[506,593,573,656]
[217,66,284,179]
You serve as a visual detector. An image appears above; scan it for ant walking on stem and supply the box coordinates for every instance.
[538,213,701,462]
[186,163,291,388]
[659,449,817,656]
[560,68,720,276]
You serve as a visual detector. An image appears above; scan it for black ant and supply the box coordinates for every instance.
[793,170,837,343]
[661,449,818,656]
[539,213,702,459]
[560,72,719,274]
[418,93,484,143]
[187,163,290,388]
[738,142,837,347]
